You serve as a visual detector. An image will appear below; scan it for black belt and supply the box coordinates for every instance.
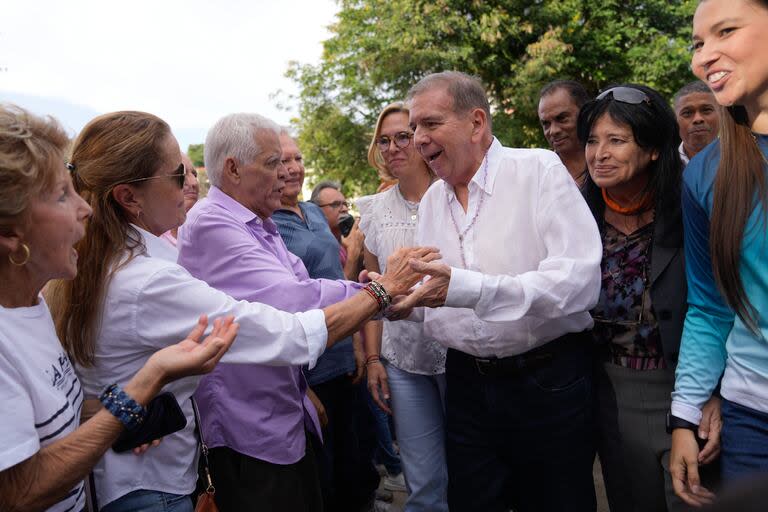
[451,331,589,377]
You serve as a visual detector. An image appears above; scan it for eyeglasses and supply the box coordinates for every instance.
[376,131,413,152]
[121,163,186,189]
[316,200,349,209]
[596,87,651,106]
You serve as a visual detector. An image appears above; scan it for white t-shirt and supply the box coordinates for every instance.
[0,297,85,512]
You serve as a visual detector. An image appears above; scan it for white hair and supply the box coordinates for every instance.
[204,113,280,187]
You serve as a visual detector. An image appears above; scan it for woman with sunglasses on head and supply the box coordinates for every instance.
[0,105,239,512]
[357,102,448,512]
[578,85,720,512]
[44,110,436,511]
[670,0,768,507]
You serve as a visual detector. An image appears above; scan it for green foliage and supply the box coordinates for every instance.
[287,0,698,195]
[187,144,204,168]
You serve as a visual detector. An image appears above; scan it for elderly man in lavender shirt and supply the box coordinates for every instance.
[177,113,365,511]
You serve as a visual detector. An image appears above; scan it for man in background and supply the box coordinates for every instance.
[673,81,720,165]
[538,79,591,187]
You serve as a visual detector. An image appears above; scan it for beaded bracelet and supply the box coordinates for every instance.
[99,383,147,431]
[363,281,392,311]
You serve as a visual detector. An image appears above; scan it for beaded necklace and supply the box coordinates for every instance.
[447,151,490,269]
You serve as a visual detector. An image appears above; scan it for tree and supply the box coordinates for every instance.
[187,144,205,168]
[287,0,698,195]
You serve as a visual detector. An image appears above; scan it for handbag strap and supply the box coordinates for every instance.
[190,397,216,495]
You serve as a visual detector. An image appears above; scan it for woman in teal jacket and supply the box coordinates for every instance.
[670,0,768,506]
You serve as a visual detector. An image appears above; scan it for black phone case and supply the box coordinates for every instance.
[112,392,188,453]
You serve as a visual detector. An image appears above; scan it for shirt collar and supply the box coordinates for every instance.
[207,186,279,234]
[132,224,179,262]
[678,142,690,165]
[443,136,502,202]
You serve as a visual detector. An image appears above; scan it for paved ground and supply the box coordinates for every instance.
[378,459,610,511]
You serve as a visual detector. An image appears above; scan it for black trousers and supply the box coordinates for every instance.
[310,375,379,512]
[445,332,597,512]
[207,433,323,512]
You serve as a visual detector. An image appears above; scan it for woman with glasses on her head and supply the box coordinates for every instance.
[670,0,768,507]
[357,102,448,512]
[44,110,435,511]
[578,85,720,512]
[0,105,238,512]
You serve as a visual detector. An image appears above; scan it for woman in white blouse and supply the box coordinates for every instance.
[358,102,448,512]
[45,110,435,511]
[0,106,238,512]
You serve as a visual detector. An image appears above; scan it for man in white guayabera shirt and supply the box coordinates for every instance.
[389,71,603,512]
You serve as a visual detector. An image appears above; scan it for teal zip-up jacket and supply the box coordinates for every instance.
[671,134,768,424]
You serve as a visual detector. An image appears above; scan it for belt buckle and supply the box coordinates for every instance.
[474,357,495,376]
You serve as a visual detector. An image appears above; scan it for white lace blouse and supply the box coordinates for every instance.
[357,185,446,375]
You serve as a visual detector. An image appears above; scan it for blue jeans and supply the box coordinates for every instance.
[721,398,768,481]
[101,490,193,512]
[386,362,448,512]
[366,386,402,475]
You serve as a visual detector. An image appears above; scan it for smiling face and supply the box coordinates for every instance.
[585,114,659,194]
[676,91,720,157]
[692,0,768,113]
[20,163,92,283]
[233,128,287,219]
[538,88,582,157]
[279,133,305,202]
[409,86,481,186]
[379,111,424,180]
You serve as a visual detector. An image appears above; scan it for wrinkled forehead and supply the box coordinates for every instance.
[538,88,580,116]
[319,187,345,203]
[675,92,718,111]
[409,86,456,121]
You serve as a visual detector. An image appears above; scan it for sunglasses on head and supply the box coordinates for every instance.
[122,163,186,189]
[596,87,651,106]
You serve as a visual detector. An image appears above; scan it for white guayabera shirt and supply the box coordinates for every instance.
[414,138,602,358]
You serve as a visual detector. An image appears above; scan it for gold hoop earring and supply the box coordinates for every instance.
[9,243,30,266]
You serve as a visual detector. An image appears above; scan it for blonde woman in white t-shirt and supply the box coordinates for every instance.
[358,101,448,512]
[0,105,239,512]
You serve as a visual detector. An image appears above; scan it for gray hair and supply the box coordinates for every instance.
[407,71,492,129]
[673,81,713,109]
[204,113,280,187]
[310,180,341,203]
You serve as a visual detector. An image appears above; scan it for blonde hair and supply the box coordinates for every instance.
[47,111,171,366]
[0,104,70,228]
[367,102,433,182]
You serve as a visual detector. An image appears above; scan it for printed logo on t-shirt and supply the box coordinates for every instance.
[45,351,75,391]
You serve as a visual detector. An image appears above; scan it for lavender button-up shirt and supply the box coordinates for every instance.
[178,186,362,464]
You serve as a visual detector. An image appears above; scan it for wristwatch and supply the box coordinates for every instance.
[665,411,698,434]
